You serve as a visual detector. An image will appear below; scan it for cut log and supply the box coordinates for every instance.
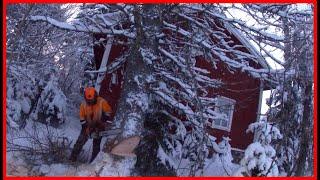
[110,136,141,157]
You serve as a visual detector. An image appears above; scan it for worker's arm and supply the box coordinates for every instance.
[101,98,112,124]
[101,99,112,114]
[79,103,87,128]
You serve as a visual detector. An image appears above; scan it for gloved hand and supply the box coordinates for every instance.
[102,112,111,122]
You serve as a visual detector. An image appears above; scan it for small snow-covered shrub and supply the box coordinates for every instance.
[32,76,67,128]
[218,137,233,165]
[236,118,282,177]
[239,142,279,176]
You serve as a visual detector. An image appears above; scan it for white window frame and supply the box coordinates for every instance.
[211,96,236,132]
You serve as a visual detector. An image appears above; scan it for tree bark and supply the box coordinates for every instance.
[294,82,313,176]
[103,5,152,154]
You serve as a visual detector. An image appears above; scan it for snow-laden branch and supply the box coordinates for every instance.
[160,71,195,97]
[185,5,285,42]
[176,12,264,64]
[194,73,222,88]
[85,56,127,74]
[245,4,313,22]
[158,47,222,87]
[153,88,224,123]
[29,15,135,38]
[158,47,187,69]
[247,35,285,67]
[163,21,284,79]
[153,90,199,126]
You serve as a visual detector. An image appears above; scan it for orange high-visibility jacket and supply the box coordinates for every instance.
[79,97,112,125]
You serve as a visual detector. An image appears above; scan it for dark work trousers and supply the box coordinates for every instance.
[70,127,102,163]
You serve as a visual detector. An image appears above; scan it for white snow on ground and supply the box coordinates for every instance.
[175,155,240,176]
[27,152,136,176]
[6,152,30,176]
[203,156,240,176]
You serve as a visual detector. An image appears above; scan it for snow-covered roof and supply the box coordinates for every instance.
[223,22,270,70]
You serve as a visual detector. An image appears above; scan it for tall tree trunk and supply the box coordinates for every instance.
[104,5,151,153]
[294,82,313,176]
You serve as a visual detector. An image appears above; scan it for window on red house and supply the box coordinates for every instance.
[212,96,236,132]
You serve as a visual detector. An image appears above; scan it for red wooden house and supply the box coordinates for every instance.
[91,20,270,153]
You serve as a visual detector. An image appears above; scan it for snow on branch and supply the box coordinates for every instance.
[158,47,222,88]
[85,56,127,74]
[184,5,285,42]
[176,12,263,64]
[158,47,187,68]
[163,21,283,80]
[154,90,195,117]
[160,71,195,97]
[29,15,135,38]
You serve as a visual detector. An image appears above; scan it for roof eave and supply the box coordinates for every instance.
[223,22,271,70]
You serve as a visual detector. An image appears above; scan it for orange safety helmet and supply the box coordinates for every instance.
[84,87,98,104]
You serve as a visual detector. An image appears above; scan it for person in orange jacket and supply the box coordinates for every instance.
[69,87,112,163]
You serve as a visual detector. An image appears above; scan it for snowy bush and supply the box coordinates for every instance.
[6,65,41,129]
[218,137,233,165]
[247,119,283,145]
[236,118,282,176]
[32,76,67,128]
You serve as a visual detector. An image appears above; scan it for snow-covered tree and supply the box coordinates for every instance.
[269,20,314,176]
[31,76,67,127]
[7,5,61,128]
[220,4,314,176]
[7,4,92,126]
[235,118,282,176]
[134,112,176,176]
[6,5,93,171]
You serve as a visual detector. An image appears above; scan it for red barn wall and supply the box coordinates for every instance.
[193,20,264,150]
[195,57,261,150]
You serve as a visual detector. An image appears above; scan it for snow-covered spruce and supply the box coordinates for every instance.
[235,118,282,177]
[31,76,67,127]
[6,65,41,129]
